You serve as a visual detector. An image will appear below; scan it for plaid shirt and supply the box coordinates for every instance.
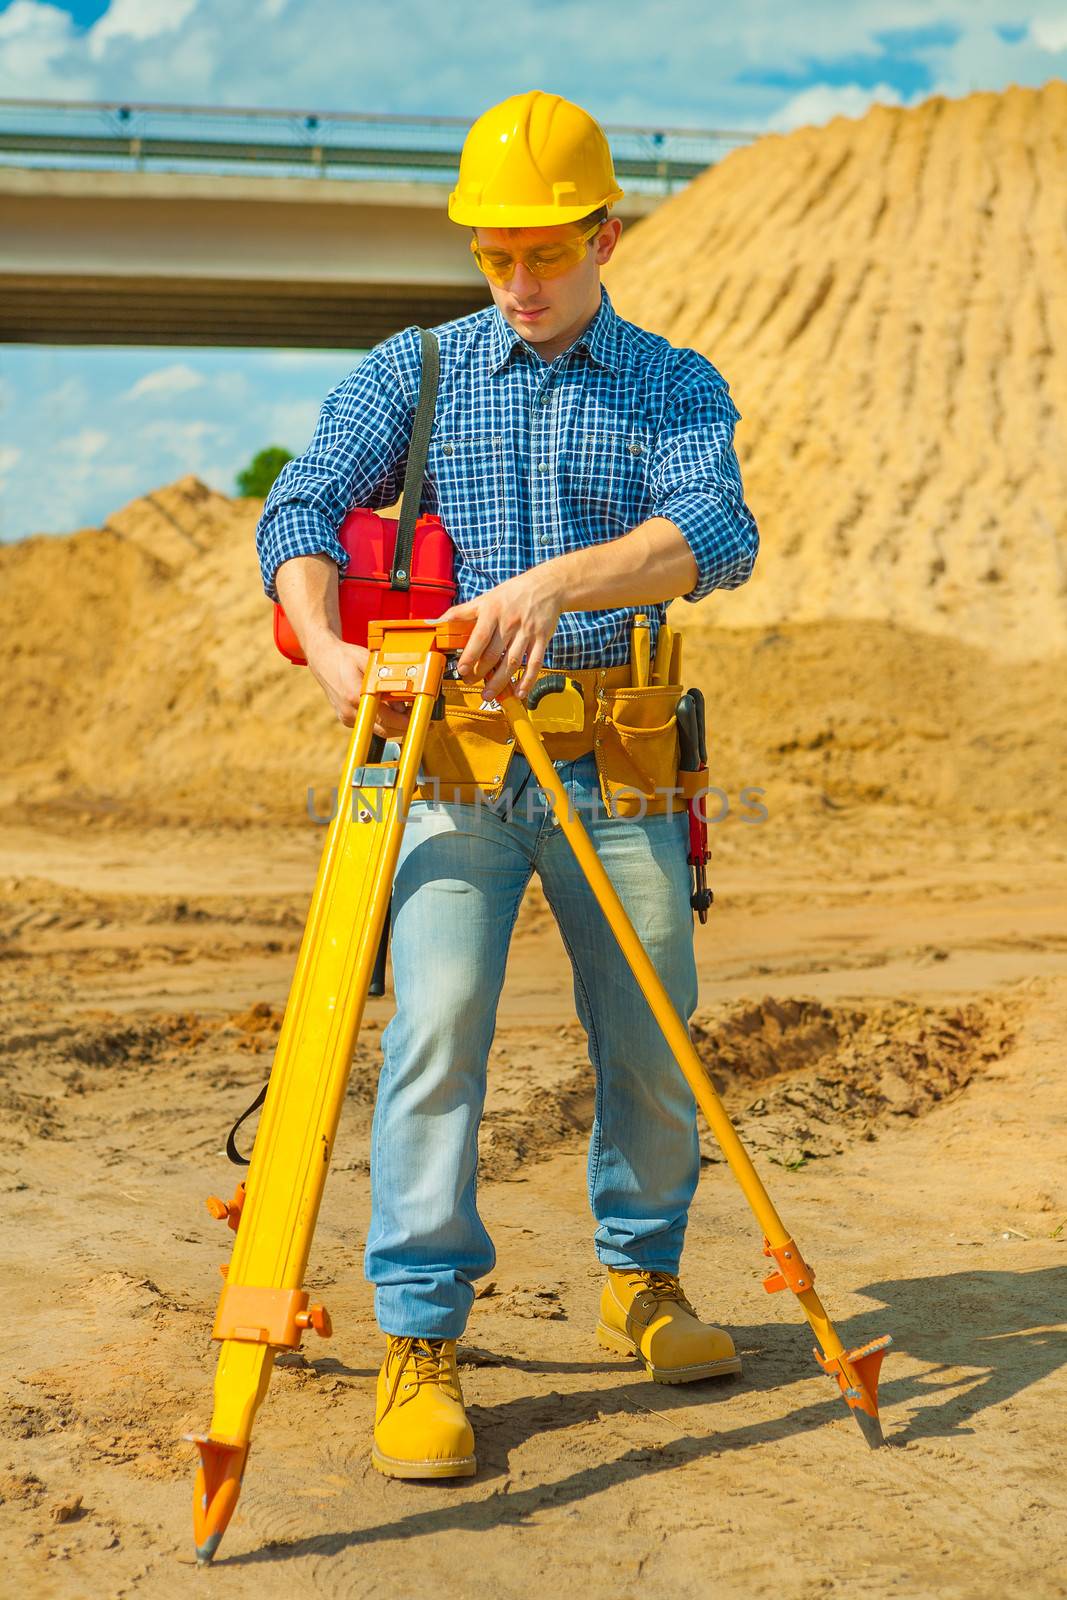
[255,286,759,669]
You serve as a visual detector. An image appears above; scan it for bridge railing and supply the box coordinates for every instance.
[0,97,754,191]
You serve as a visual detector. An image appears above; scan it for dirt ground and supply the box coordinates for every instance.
[2,789,1066,1600]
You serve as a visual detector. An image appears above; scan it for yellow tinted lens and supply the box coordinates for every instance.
[526,220,601,278]
[480,250,517,281]
[469,239,514,282]
[525,242,581,279]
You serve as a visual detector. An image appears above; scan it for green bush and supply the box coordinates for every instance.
[236,446,293,498]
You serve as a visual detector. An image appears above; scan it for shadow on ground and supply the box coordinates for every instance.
[219,1265,1067,1566]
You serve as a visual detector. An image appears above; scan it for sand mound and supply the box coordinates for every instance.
[606,82,1067,660]
[690,992,1019,1167]
[2,475,349,826]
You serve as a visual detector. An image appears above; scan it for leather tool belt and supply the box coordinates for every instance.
[413,659,687,819]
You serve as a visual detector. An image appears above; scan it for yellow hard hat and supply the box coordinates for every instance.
[448,90,624,228]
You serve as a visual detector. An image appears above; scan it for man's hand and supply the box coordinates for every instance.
[306,633,412,739]
[438,566,564,702]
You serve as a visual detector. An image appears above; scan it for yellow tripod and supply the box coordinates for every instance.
[188,617,890,1565]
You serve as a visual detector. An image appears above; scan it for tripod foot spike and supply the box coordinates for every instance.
[850,1403,886,1450]
[187,1434,248,1565]
[815,1333,892,1447]
[196,1533,222,1567]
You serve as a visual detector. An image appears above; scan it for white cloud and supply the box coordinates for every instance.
[1030,16,1067,52]
[87,0,200,58]
[265,398,322,449]
[126,363,205,402]
[138,418,219,454]
[0,342,364,540]
[767,81,906,132]
[0,445,22,479]
[63,428,109,460]
[40,376,91,416]
[0,0,93,98]
[38,460,138,536]
[260,351,353,371]
[211,371,254,405]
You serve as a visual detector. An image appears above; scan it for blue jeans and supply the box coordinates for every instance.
[364,745,700,1339]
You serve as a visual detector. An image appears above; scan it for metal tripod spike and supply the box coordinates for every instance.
[186,620,889,1566]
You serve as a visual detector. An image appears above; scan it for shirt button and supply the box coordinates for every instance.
[628,440,643,456]
[540,393,550,406]
[539,534,550,545]
[538,462,549,474]
[442,443,454,456]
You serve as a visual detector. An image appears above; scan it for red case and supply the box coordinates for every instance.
[273,508,456,665]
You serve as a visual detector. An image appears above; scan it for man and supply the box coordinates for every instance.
[256,90,759,1481]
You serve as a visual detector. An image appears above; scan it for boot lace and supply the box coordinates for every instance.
[380,1337,452,1420]
[629,1270,696,1316]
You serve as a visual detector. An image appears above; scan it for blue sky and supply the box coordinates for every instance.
[2,0,1067,540]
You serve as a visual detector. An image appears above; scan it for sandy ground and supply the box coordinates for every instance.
[2,802,1065,1600]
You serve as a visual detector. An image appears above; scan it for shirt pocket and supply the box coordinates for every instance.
[560,428,653,536]
[427,431,507,564]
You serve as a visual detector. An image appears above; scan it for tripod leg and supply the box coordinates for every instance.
[499,687,890,1448]
[188,651,443,1563]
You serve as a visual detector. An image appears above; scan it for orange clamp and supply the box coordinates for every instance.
[206,1181,246,1234]
[212,1284,333,1349]
[762,1236,815,1295]
[296,1303,333,1338]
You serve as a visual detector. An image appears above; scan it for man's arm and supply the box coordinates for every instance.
[255,340,414,603]
[438,517,698,702]
[538,515,701,610]
[442,356,759,700]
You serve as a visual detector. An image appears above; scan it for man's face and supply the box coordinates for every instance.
[474,218,622,358]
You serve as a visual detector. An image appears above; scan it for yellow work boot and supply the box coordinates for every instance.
[597,1267,742,1384]
[372,1336,477,1480]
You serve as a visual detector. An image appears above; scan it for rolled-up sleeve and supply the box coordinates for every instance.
[255,339,414,602]
[648,352,760,604]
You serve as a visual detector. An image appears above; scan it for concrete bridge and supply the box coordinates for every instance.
[0,99,752,349]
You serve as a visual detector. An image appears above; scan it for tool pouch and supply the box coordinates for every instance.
[594,682,684,818]
[411,682,516,805]
[411,665,636,806]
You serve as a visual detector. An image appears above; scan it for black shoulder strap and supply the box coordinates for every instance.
[390,327,440,592]
[225,1082,267,1167]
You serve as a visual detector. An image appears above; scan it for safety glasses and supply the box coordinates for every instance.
[469,218,604,285]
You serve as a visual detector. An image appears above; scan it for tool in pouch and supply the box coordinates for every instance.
[621,614,709,915]
[651,620,673,686]
[189,620,891,1566]
[629,612,651,687]
[676,687,713,922]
